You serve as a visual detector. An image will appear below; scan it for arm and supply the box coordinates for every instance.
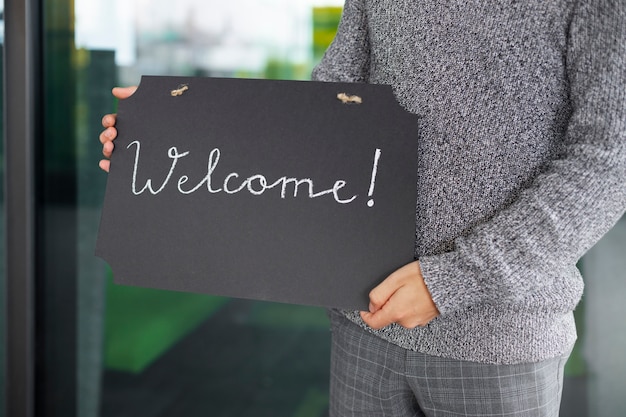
[362,0,626,329]
[418,0,626,316]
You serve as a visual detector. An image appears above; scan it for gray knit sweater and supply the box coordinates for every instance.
[312,0,626,364]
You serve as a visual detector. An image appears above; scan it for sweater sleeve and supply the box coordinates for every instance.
[418,0,626,316]
[310,0,370,83]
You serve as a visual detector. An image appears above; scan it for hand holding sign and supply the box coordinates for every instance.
[99,86,138,173]
[361,260,440,328]
[96,76,419,311]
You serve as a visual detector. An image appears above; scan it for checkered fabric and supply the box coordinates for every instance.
[328,310,570,417]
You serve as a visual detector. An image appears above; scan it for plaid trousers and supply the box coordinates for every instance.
[329,310,570,417]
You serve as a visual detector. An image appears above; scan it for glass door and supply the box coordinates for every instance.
[42,1,344,416]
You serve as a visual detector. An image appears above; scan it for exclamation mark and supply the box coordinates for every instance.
[367,148,381,208]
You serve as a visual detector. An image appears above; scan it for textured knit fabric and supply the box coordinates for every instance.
[312,0,626,364]
[329,310,568,417]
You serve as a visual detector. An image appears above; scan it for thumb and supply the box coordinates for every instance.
[112,86,138,100]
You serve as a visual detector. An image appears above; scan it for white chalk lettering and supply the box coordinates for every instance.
[129,140,189,195]
[128,140,366,205]
[177,148,223,194]
[223,172,246,194]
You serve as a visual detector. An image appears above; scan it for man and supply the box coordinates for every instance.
[101,1,626,415]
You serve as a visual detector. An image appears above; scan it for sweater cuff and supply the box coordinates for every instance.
[418,251,480,316]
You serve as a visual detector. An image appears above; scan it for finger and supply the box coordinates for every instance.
[368,302,378,314]
[368,275,402,312]
[112,85,138,100]
[360,309,394,330]
[362,299,428,330]
[102,141,114,158]
[99,159,111,173]
[99,126,117,144]
[101,113,117,128]
[368,291,388,313]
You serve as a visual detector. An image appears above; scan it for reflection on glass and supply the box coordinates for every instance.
[72,1,341,416]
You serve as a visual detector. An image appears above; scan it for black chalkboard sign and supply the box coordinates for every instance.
[96,76,419,311]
